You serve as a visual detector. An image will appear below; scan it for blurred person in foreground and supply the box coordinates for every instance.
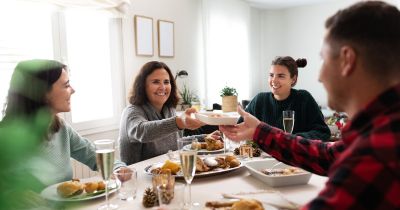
[239,56,330,141]
[119,61,222,165]
[1,59,128,208]
[221,1,400,209]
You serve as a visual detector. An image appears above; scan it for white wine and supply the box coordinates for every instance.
[283,118,294,134]
[96,149,115,180]
[179,150,197,184]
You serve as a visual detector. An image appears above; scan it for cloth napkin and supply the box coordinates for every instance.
[222,190,301,210]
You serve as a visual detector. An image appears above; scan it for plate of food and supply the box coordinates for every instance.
[183,135,225,154]
[40,178,119,202]
[195,112,240,125]
[245,159,312,187]
[144,155,242,178]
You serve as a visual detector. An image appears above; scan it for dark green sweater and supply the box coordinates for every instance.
[239,89,330,141]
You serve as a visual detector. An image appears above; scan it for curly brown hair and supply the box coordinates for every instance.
[128,61,179,108]
[271,56,307,87]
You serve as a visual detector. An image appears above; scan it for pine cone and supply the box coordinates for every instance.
[233,147,240,155]
[142,187,158,208]
[253,148,261,157]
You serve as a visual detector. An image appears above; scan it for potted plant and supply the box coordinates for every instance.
[179,84,193,110]
[220,86,238,112]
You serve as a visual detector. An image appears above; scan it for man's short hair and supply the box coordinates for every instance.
[325,1,400,77]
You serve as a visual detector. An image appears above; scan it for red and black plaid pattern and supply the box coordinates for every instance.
[253,84,400,210]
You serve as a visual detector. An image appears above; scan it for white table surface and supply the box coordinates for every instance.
[59,153,328,210]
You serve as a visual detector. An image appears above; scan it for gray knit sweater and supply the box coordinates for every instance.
[118,103,183,165]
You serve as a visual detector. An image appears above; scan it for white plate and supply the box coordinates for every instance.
[245,159,312,187]
[144,160,242,178]
[182,144,225,154]
[40,178,119,202]
[195,112,240,125]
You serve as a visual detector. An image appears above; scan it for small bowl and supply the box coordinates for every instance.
[245,159,312,187]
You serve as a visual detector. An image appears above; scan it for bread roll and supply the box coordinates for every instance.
[57,180,84,197]
[84,182,98,193]
[232,199,264,210]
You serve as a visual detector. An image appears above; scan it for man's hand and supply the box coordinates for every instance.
[219,106,261,141]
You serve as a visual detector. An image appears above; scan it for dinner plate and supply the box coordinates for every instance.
[195,112,240,125]
[40,178,119,202]
[182,144,225,154]
[144,160,242,178]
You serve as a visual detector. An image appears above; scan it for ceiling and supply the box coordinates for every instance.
[245,0,331,9]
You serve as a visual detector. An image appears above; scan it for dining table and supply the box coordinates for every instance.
[60,152,328,210]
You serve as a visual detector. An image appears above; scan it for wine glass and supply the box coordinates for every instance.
[179,149,197,210]
[283,110,295,134]
[177,137,198,209]
[94,139,118,210]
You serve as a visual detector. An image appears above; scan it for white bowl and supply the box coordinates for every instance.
[195,112,239,125]
[245,159,312,187]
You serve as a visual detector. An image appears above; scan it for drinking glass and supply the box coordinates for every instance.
[113,167,137,201]
[177,137,197,151]
[179,150,197,209]
[282,110,295,134]
[95,139,118,210]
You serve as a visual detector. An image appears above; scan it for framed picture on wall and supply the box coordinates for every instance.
[134,15,153,56]
[158,20,174,57]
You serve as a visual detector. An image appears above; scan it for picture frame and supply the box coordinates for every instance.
[134,15,153,56]
[158,20,174,57]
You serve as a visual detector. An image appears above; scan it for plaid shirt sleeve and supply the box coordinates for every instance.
[253,123,344,176]
[254,122,400,209]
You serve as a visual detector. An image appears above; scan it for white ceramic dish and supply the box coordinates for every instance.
[245,159,312,187]
[182,144,225,154]
[144,160,242,178]
[40,178,118,202]
[195,112,240,125]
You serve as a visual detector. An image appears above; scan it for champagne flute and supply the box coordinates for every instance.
[283,110,295,134]
[95,139,118,210]
[179,150,197,209]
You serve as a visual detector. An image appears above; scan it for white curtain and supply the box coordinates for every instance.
[22,0,132,16]
[202,0,251,107]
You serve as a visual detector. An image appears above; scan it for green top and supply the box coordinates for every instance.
[29,120,125,186]
[239,89,330,141]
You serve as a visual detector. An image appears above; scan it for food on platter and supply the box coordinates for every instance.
[161,160,181,175]
[190,134,224,151]
[56,179,107,198]
[205,199,264,210]
[149,155,241,175]
[261,167,305,176]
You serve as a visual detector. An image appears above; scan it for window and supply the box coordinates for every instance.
[0,2,54,120]
[0,2,124,133]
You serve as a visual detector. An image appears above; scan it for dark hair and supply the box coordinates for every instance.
[271,56,307,86]
[325,1,400,78]
[129,61,179,108]
[2,59,66,134]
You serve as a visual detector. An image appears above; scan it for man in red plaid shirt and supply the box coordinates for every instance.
[221,1,400,209]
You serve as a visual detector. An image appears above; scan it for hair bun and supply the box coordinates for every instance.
[296,58,307,68]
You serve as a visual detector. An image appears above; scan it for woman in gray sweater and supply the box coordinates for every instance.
[119,61,205,165]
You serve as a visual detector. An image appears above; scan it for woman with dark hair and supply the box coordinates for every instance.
[119,61,206,164]
[2,59,127,186]
[239,56,330,140]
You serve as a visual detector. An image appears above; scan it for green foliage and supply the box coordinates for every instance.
[220,86,238,97]
[179,84,193,105]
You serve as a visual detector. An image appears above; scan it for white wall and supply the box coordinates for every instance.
[121,0,204,105]
[256,0,357,106]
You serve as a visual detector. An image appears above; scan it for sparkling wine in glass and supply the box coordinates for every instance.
[179,150,197,209]
[95,139,117,210]
[283,110,295,134]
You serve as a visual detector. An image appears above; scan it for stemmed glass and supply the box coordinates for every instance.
[283,110,295,134]
[94,139,118,210]
[177,137,198,209]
